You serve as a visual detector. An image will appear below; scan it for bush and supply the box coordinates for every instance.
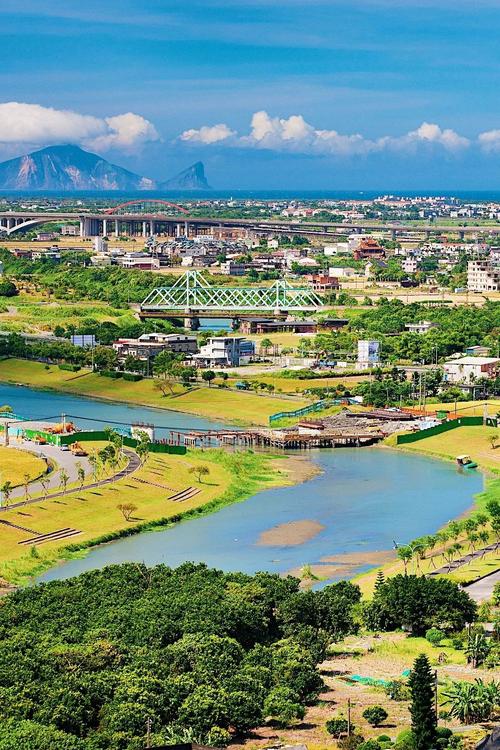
[426,628,445,646]
[339,736,365,750]
[358,741,382,750]
[326,717,350,737]
[385,680,411,702]
[436,727,453,740]
[123,372,143,381]
[100,370,122,378]
[0,278,18,297]
[363,706,388,727]
[378,736,392,743]
[395,729,415,750]
[58,363,81,372]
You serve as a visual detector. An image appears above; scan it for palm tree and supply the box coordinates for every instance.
[397,545,412,575]
[76,463,85,491]
[477,529,489,554]
[88,453,98,482]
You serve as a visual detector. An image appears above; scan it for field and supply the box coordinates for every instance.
[0,359,309,426]
[398,424,500,473]
[0,447,292,584]
[0,292,136,333]
[228,372,366,393]
[0,446,48,486]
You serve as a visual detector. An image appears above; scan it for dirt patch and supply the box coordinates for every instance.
[272,454,322,484]
[321,549,397,566]
[257,519,325,547]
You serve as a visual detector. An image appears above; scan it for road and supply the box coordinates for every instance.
[463,569,500,603]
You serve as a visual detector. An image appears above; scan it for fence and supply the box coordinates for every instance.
[396,416,488,445]
[58,431,186,455]
[269,400,330,425]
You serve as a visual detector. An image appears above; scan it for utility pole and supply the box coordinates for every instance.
[434,670,438,721]
[347,698,352,736]
[146,717,152,748]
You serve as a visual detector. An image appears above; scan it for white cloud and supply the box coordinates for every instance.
[478,129,500,152]
[177,110,472,156]
[0,102,160,153]
[180,123,235,144]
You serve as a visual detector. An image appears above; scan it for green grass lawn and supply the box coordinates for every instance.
[399,424,500,473]
[0,447,289,584]
[0,446,48,487]
[0,359,308,426]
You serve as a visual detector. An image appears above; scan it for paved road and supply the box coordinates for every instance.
[7,441,93,501]
[464,569,500,603]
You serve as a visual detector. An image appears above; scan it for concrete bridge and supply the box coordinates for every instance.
[0,210,499,240]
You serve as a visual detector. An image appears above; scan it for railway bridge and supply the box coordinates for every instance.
[140,270,323,328]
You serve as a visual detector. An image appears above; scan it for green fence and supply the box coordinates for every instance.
[396,416,486,445]
[59,431,186,455]
[269,400,329,425]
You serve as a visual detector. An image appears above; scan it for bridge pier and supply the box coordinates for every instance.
[184,316,200,330]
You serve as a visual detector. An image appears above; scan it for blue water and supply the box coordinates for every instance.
[0,382,483,584]
[38,447,482,584]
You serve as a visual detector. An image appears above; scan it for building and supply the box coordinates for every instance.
[307,274,340,292]
[404,320,439,335]
[35,232,57,242]
[465,345,491,357]
[113,333,198,361]
[353,238,386,261]
[61,224,80,236]
[118,253,160,270]
[219,260,247,276]
[443,356,499,385]
[193,337,255,367]
[329,266,357,278]
[467,260,500,292]
[94,237,108,253]
[357,339,380,369]
[402,257,419,274]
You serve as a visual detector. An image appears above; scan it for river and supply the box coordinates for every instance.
[0,383,484,584]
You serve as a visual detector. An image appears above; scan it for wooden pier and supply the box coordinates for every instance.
[177,428,383,450]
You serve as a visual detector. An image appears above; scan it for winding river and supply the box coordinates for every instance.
[0,383,484,584]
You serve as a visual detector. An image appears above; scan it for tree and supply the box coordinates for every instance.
[326,717,350,738]
[40,475,49,500]
[442,679,499,723]
[23,473,30,504]
[117,503,137,521]
[202,370,216,387]
[409,654,437,750]
[0,480,12,507]
[374,570,385,592]
[465,630,490,668]
[0,278,18,297]
[59,469,69,495]
[76,464,85,491]
[489,433,499,450]
[362,706,388,727]
[154,376,175,397]
[263,686,305,727]
[190,465,210,484]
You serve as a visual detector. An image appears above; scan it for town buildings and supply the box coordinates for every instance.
[193,337,255,367]
[443,356,499,385]
[113,333,198,361]
[467,259,500,292]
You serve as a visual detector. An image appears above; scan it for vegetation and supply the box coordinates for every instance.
[0,446,47,488]
[409,654,437,750]
[0,563,362,749]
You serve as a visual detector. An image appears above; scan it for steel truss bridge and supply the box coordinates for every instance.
[140,271,323,322]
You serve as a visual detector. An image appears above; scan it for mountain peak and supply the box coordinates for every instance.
[160,161,212,190]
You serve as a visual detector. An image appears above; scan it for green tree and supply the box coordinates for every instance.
[362,706,388,727]
[190,465,210,483]
[409,654,437,750]
[202,370,216,387]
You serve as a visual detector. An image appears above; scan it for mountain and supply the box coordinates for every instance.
[160,161,212,190]
[0,145,155,191]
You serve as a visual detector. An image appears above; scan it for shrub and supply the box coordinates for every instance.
[363,706,388,727]
[394,729,415,750]
[339,736,365,750]
[385,680,411,702]
[358,741,382,750]
[58,363,81,372]
[123,372,143,381]
[426,628,445,646]
[326,717,350,737]
[378,736,392,743]
[100,370,122,378]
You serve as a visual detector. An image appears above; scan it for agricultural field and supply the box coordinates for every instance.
[0,446,48,486]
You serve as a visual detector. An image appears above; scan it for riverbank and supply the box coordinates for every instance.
[0,447,314,586]
[0,358,309,427]
[354,425,500,596]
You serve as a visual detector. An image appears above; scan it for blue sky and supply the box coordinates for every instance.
[1,0,500,189]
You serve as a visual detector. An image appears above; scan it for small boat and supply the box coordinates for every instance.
[456,454,478,469]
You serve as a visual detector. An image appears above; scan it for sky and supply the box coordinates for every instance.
[1,0,500,190]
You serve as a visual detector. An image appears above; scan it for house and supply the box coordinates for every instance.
[113,333,198,361]
[118,253,160,270]
[329,266,356,278]
[193,337,255,367]
[465,345,491,357]
[443,356,499,385]
[353,238,386,260]
[219,260,247,276]
[404,321,439,335]
[467,260,500,292]
[307,274,340,292]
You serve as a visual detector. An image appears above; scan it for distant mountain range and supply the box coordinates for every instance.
[0,145,212,191]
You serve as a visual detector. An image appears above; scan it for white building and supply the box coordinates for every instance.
[193,337,255,367]
[402,258,419,274]
[324,242,349,256]
[357,339,380,369]
[443,356,499,385]
[467,260,500,292]
[329,266,357,278]
[404,321,439,335]
[94,237,108,253]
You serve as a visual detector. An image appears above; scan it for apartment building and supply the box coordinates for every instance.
[467,259,500,292]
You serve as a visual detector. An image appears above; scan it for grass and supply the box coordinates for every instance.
[0,446,48,487]
[397,425,500,473]
[228,373,366,393]
[0,359,309,426]
[0,447,291,585]
[0,292,135,333]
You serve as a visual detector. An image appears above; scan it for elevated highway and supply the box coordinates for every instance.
[0,210,499,239]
